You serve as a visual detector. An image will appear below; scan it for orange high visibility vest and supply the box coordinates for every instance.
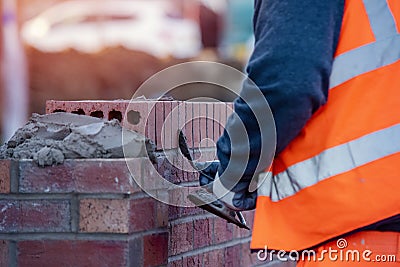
[251,0,400,251]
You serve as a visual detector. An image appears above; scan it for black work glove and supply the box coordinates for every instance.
[197,161,257,211]
[197,161,219,186]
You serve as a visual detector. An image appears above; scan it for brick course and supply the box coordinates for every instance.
[46,100,234,152]
[0,199,70,232]
[19,159,141,194]
[17,240,129,267]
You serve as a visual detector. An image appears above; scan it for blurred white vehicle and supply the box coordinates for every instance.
[21,0,202,58]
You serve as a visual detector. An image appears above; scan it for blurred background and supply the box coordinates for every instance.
[0,0,255,143]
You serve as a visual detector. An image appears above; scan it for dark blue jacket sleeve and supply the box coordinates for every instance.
[217,0,345,179]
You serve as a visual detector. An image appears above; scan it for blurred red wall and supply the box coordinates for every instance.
[15,0,187,116]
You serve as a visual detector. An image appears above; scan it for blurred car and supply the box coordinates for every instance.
[21,0,202,58]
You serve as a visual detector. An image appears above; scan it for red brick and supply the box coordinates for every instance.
[46,100,64,114]
[0,240,9,267]
[181,151,197,182]
[79,199,129,233]
[143,233,168,267]
[123,101,152,136]
[168,186,185,209]
[213,103,224,139]
[170,222,193,255]
[199,102,208,147]
[184,102,194,148]
[142,159,163,192]
[143,157,174,191]
[163,101,173,150]
[206,102,215,145]
[177,102,186,138]
[213,103,219,141]
[220,103,227,136]
[22,200,71,232]
[74,159,141,194]
[155,101,164,149]
[233,211,253,239]
[18,160,76,193]
[213,217,234,244]
[19,159,142,194]
[192,102,201,148]
[193,218,212,249]
[0,160,11,193]
[240,242,261,267]
[155,201,169,228]
[233,223,250,239]
[224,244,242,267]
[169,186,195,208]
[0,201,19,232]
[157,156,188,184]
[124,158,143,191]
[203,249,225,267]
[0,200,70,233]
[146,101,158,145]
[129,198,155,232]
[170,101,181,148]
[46,100,130,122]
[182,254,202,267]
[80,101,110,117]
[154,156,170,182]
[172,102,188,182]
[168,260,182,267]
[171,150,185,183]
[184,168,199,183]
[17,240,128,267]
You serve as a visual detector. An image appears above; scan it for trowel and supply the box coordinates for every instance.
[179,130,250,230]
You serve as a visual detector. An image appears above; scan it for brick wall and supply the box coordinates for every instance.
[0,157,269,267]
[0,100,285,266]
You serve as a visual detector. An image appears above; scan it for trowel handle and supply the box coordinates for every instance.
[236,212,247,227]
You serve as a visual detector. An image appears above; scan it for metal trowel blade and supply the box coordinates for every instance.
[188,189,250,230]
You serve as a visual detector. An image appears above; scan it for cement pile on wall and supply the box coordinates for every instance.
[0,113,154,167]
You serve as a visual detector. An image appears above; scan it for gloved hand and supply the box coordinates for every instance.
[197,161,257,211]
[197,161,219,186]
[212,172,257,211]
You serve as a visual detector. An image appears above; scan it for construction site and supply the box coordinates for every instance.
[1,0,400,266]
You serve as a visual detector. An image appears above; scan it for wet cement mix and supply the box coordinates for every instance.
[0,113,155,167]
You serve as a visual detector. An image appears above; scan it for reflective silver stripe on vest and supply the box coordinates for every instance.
[329,1,400,89]
[258,124,400,201]
[364,0,398,39]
